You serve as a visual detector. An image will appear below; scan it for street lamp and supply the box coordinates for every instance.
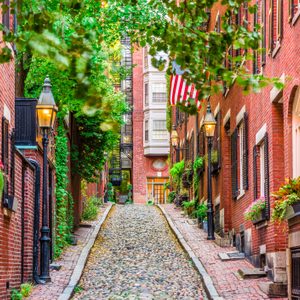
[203,102,216,240]
[37,76,57,282]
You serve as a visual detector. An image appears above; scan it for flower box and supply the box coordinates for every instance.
[252,209,267,225]
[285,201,300,220]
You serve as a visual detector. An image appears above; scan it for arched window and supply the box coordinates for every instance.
[293,87,300,178]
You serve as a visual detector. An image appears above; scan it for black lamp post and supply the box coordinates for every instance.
[203,102,217,240]
[36,76,57,282]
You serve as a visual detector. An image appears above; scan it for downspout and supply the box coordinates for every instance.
[21,164,25,283]
[28,159,44,284]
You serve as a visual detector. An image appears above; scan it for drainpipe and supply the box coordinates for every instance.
[21,164,25,283]
[28,159,44,284]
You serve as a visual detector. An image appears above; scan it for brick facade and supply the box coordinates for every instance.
[132,48,169,204]
[171,1,300,296]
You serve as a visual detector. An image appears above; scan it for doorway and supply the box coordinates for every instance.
[146,178,169,204]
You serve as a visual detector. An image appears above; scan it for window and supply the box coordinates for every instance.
[145,120,149,142]
[144,83,149,106]
[212,111,221,173]
[239,123,245,195]
[152,120,168,140]
[152,83,167,103]
[259,141,265,197]
[231,112,248,199]
[268,0,283,54]
[253,133,270,218]
[2,0,10,32]
[289,0,300,22]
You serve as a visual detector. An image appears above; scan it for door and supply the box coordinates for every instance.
[146,178,169,204]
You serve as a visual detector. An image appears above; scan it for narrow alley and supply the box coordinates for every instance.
[72,205,207,300]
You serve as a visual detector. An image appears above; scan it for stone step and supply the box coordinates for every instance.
[238,268,267,279]
[218,251,245,261]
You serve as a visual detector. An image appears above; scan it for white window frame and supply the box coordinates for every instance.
[238,122,245,198]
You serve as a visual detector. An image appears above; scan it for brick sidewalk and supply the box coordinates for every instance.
[161,204,288,300]
[28,204,111,300]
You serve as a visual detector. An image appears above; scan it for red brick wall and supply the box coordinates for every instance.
[172,1,300,259]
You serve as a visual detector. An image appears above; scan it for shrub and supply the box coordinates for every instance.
[20,283,33,298]
[11,290,22,300]
[82,197,102,221]
[182,199,196,216]
[167,191,176,203]
[194,203,208,221]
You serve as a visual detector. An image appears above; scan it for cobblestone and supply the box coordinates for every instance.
[28,204,110,300]
[161,204,288,300]
[72,205,207,300]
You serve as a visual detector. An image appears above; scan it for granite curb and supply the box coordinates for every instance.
[157,204,224,300]
[58,203,114,300]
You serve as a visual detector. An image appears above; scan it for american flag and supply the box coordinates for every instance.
[169,62,202,109]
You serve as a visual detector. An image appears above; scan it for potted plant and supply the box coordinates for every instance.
[244,197,266,224]
[182,162,193,188]
[202,217,208,232]
[194,203,208,228]
[272,177,300,222]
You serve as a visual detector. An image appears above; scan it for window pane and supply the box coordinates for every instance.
[145,83,149,106]
[153,120,168,140]
[152,92,167,103]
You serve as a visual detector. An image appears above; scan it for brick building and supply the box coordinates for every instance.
[132,48,169,204]
[171,1,300,297]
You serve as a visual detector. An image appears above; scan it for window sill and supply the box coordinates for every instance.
[271,42,281,59]
[292,10,300,26]
[237,191,245,201]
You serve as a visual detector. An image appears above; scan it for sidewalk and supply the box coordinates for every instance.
[160,204,288,300]
[28,203,113,300]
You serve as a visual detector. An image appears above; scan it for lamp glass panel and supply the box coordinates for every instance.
[37,106,56,129]
[204,124,216,137]
[171,130,179,147]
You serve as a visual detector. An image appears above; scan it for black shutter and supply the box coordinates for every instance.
[278,0,283,41]
[217,111,221,169]
[253,2,258,74]
[253,145,258,200]
[190,132,194,162]
[264,133,270,219]
[2,117,9,175]
[199,127,205,157]
[231,128,238,199]
[196,114,200,155]
[243,112,249,190]
[2,0,10,32]
[262,0,266,65]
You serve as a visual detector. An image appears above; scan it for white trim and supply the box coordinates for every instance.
[270,73,285,103]
[236,105,246,125]
[214,194,220,205]
[255,123,267,145]
[214,103,220,117]
[223,109,231,126]
[200,116,204,128]
[4,104,11,123]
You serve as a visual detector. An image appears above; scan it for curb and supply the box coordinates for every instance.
[157,204,224,300]
[58,203,114,300]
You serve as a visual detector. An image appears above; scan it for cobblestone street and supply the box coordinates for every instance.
[72,205,206,300]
